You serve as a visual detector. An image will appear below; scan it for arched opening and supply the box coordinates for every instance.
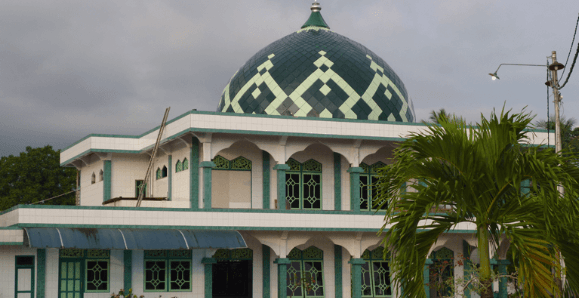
[212,248,253,298]
[286,246,325,298]
[156,168,161,180]
[175,159,182,172]
[162,166,168,178]
[91,172,96,184]
[359,246,392,297]
[99,169,104,182]
[429,247,454,298]
[182,158,188,170]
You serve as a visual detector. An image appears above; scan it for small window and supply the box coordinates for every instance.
[182,158,189,170]
[136,180,147,197]
[156,168,161,180]
[175,160,182,173]
[91,172,96,184]
[162,166,168,178]
[99,169,104,182]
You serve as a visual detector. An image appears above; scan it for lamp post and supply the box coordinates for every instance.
[489,52,565,158]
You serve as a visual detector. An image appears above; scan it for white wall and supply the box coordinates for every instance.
[171,145,191,202]
[110,153,149,199]
[0,246,38,298]
[80,155,104,206]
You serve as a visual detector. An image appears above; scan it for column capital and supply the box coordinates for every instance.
[274,258,292,265]
[347,167,364,173]
[273,164,290,170]
[199,161,216,168]
[425,258,434,265]
[348,258,366,265]
[201,257,217,264]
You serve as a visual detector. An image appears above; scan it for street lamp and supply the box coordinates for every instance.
[489,52,565,156]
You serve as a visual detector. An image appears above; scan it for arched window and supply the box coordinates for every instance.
[287,246,324,297]
[156,168,162,180]
[91,172,96,184]
[99,169,104,182]
[360,246,392,297]
[285,158,322,210]
[162,166,168,178]
[182,158,188,170]
[175,160,182,173]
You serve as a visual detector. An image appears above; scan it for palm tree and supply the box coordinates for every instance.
[376,108,579,298]
[427,108,453,124]
[535,116,579,157]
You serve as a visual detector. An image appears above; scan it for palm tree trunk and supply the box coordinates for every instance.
[478,225,494,298]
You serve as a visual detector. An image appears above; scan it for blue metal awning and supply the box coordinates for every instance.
[23,228,246,250]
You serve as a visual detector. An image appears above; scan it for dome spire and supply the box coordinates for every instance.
[301,1,329,29]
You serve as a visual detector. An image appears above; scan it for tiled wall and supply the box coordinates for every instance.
[110,153,149,199]
[81,156,105,206]
[0,246,38,298]
[172,146,191,202]
[0,228,23,243]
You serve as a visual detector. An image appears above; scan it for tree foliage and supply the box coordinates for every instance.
[535,116,579,157]
[0,145,76,211]
[376,108,579,298]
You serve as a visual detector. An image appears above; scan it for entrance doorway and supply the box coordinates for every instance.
[212,248,253,298]
[59,259,84,298]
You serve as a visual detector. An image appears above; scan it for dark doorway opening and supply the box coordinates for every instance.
[212,259,252,298]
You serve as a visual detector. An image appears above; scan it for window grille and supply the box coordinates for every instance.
[144,250,192,292]
[286,158,322,210]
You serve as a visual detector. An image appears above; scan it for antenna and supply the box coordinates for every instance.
[136,107,171,207]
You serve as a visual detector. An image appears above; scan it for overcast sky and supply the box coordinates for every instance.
[1,0,579,157]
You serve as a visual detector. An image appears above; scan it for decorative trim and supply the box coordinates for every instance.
[263,151,271,209]
[199,161,216,168]
[334,245,342,298]
[36,249,46,298]
[103,160,111,202]
[124,250,132,292]
[168,155,172,201]
[263,245,271,298]
[190,137,200,210]
[334,153,341,211]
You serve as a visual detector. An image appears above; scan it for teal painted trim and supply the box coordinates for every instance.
[0,242,24,245]
[274,258,291,298]
[191,137,200,210]
[201,162,215,209]
[103,160,111,202]
[334,153,341,211]
[37,248,46,298]
[199,161,216,168]
[424,259,433,298]
[349,258,365,298]
[263,151,271,209]
[168,155,172,201]
[0,227,21,230]
[60,110,193,152]
[263,245,271,298]
[463,240,473,298]
[274,165,289,210]
[348,167,362,212]
[124,250,132,292]
[334,245,342,298]
[202,257,217,298]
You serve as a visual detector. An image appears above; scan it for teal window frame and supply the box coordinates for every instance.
[135,180,147,197]
[144,250,192,293]
[59,249,110,294]
[521,179,531,195]
[359,162,386,211]
[176,160,182,172]
[15,255,35,298]
[360,247,392,297]
[182,158,189,170]
[287,246,325,298]
[286,159,322,210]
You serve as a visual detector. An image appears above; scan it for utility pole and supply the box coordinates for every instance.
[548,51,565,194]
[550,51,563,155]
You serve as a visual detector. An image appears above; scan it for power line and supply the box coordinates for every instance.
[30,188,78,205]
[559,13,579,89]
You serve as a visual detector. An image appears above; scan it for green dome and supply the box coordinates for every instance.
[217,3,415,122]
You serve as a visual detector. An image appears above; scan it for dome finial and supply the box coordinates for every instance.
[302,1,329,29]
[311,1,321,12]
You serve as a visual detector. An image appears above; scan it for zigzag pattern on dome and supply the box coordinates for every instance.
[216,6,415,122]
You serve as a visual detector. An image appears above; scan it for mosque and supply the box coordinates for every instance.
[0,2,550,298]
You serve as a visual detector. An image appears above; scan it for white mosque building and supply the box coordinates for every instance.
[0,2,550,298]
